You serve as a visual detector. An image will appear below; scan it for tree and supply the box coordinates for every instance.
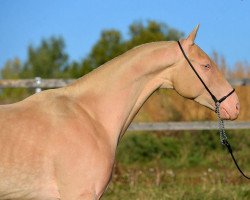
[0,58,29,103]
[0,20,185,102]
[82,30,124,70]
[22,37,68,78]
[127,20,183,48]
[79,20,184,72]
[62,61,82,78]
[1,58,22,79]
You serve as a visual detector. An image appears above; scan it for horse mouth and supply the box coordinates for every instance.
[220,107,231,120]
[197,101,232,120]
[194,98,238,120]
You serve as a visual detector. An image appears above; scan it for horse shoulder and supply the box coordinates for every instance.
[40,94,114,199]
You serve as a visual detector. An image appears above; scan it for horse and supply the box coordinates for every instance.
[0,25,240,200]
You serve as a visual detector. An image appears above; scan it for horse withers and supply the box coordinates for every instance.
[0,26,239,200]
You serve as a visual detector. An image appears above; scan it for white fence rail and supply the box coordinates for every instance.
[128,121,250,131]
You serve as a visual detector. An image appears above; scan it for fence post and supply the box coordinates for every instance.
[35,77,42,93]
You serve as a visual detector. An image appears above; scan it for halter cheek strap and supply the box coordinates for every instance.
[177,40,250,180]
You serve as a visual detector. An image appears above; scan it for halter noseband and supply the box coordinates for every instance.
[177,40,250,180]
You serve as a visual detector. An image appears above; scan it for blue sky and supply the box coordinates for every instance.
[0,0,249,69]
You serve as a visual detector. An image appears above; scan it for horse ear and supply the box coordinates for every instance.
[186,24,200,45]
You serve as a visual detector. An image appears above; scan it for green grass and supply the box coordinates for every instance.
[102,130,250,199]
[103,170,250,200]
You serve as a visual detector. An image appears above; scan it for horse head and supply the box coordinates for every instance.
[173,25,240,120]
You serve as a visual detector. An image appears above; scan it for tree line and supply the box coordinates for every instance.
[0,20,249,102]
[1,21,183,79]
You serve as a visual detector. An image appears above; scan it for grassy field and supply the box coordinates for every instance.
[102,130,250,200]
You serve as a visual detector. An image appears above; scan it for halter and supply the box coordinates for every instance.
[177,40,250,180]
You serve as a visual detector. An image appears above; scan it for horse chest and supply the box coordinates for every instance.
[54,136,115,198]
[0,169,60,200]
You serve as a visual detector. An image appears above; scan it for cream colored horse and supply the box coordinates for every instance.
[0,26,239,200]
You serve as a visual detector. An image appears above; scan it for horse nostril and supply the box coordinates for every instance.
[236,103,240,111]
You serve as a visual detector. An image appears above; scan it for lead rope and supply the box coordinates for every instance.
[215,102,250,180]
[215,102,228,143]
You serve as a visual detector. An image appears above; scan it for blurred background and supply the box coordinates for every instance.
[1,0,250,199]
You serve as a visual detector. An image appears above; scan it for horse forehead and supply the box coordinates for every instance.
[190,44,210,61]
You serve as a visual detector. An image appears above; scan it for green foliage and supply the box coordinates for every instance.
[103,182,250,200]
[81,20,183,69]
[1,58,22,79]
[127,21,183,48]
[116,132,180,165]
[84,30,124,69]
[103,130,250,199]
[62,61,81,78]
[21,37,68,78]
[116,130,250,169]
[0,58,30,102]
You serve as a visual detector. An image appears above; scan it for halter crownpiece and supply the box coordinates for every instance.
[177,40,250,180]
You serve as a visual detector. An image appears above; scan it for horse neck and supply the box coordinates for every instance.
[69,41,179,146]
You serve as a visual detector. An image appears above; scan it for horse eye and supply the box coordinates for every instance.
[204,64,211,69]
